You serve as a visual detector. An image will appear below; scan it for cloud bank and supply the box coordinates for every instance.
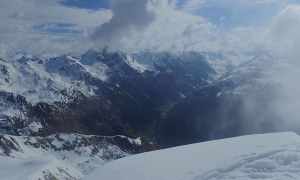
[266,4,300,130]
[88,0,299,54]
[0,0,298,59]
[89,0,217,52]
[217,4,300,135]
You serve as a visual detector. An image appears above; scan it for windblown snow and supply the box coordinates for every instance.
[84,132,300,180]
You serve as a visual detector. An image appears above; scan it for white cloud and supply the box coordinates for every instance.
[182,0,279,13]
[240,0,279,4]
[268,4,300,61]
[182,0,205,13]
[0,0,112,58]
[181,0,279,12]
[90,0,157,48]
[241,4,300,131]
[0,0,298,59]
[96,0,279,55]
[89,0,218,52]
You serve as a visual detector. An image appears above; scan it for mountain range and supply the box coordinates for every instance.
[1,49,296,179]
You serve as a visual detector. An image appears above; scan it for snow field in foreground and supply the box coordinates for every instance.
[84,132,300,180]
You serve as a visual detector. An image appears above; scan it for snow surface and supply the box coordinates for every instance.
[0,156,82,180]
[0,133,144,179]
[84,132,300,180]
[132,51,238,80]
[124,54,149,73]
[210,53,277,96]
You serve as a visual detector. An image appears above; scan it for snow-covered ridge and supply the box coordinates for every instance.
[208,53,277,97]
[0,133,154,180]
[84,132,300,180]
[0,49,242,139]
[0,54,107,105]
[0,49,238,121]
[0,50,231,105]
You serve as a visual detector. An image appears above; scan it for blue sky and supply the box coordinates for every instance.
[33,23,83,36]
[60,0,109,10]
[36,0,110,36]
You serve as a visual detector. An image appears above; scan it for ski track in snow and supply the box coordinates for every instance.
[84,132,300,180]
[195,149,300,180]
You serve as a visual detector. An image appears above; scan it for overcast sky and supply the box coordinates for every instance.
[0,0,299,58]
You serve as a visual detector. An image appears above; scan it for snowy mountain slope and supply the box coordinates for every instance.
[208,53,276,96]
[159,53,281,147]
[0,133,155,179]
[132,51,235,82]
[84,132,300,180]
[0,155,82,180]
[0,49,233,138]
[1,55,97,104]
[0,49,248,179]
[200,51,251,79]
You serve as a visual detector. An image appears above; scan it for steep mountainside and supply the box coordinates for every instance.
[159,54,298,147]
[0,50,233,138]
